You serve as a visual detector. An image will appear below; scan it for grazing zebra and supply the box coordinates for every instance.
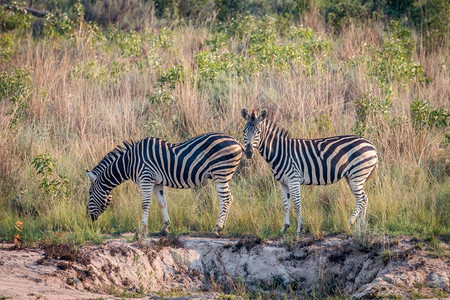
[241,109,378,235]
[86,133,243,238]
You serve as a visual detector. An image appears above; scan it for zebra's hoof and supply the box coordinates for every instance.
[160,227,170,236]
[210,231,220,238]
[279,224,290,234]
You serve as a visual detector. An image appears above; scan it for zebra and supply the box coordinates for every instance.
[241,108,378,235]
[86,133,243,238]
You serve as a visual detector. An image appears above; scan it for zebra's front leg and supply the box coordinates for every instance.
[279,183,290,234]
[289,182,303,236]
[153,185,171,236]
[211,181,233,238]
[137,178,155,241]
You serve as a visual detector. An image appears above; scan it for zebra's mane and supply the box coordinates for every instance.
[92,141,134,175]
[265,120,290,139]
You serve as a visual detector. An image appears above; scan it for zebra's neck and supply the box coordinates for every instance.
[93,143,132,190]
[258,120,290,167]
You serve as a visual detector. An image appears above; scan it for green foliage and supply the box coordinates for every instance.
[198,17,331,83]
[0,2,33,33]
[369,21,428,84]
[352,92,391,136]
[42,0,86,38]
[31,154,70,199]
[195,50,238,83]
[0,33,15,63]
[203,31,229,51]
[43,13,75,37]
[147,86,175,105]
[410,99,449,131]
[157,65,185,89]
[0,68,32,127]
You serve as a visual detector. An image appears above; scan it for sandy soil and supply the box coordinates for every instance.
[0,235,448,299]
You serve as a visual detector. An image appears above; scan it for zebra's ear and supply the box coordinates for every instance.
[86,170,97,182]
[258,109,267,121]
[241,108,250,120]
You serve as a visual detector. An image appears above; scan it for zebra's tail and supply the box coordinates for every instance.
[366,165,377,182]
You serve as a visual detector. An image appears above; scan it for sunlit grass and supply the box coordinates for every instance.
[0,4,448,246]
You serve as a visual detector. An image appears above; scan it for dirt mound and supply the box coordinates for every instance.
[0,235,448,299]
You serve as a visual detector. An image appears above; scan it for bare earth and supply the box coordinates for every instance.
[0,235,448,299]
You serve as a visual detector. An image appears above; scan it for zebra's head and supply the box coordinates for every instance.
[241,108,267,159]
[86,170,112,221]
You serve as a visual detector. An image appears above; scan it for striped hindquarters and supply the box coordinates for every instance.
[293,135,378,185]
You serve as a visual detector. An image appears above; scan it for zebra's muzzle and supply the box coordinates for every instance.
[244,147,253,159]
[90,213,98,222]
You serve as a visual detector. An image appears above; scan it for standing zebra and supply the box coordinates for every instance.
[86,133,243,238]
[241,109,378,235]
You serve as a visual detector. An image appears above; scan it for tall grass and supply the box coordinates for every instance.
[0,2,448,245]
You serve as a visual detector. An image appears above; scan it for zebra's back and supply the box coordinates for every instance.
[291,135,377,185]
[137,133,242,188]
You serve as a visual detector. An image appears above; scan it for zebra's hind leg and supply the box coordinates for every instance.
[154,185,171,236]
[137,178,155,241]
[279,183,291,234]
[347,178,368,226]
[211,181,233,238]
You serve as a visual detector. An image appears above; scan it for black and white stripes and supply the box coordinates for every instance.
[242,109,378,235]
[87,133,243,238]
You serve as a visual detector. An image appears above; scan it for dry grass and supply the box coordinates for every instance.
[0,6,448,244]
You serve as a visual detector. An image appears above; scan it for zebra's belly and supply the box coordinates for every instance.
[301,174,344,185]
[157,173,211,189]
[281,168,345,186]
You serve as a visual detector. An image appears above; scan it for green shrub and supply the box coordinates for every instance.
[200,18,331,82]
[352,92,391,136]
[369,21,428,84]
[0,67,32,127]
[195,50,238,83]
[0,33,15,63]
[157,65,185,89]
[32,153,71,200]
[410,99,449,131]
[0,2,33,33]
[43,12,75,37]
[147,86,175,104]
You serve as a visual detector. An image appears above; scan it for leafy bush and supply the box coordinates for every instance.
[352,92,391,136]
[410,99,449,131]
[147,86,175,104]
[0,2,33,33]
[0,68,32,127]
[43,12,75,37]
[369,21,428,84]
[32,154,70,200]
[157,65,185,89]
[195,50,238,83]
[198,17,331,82]
[0,33,15,63]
